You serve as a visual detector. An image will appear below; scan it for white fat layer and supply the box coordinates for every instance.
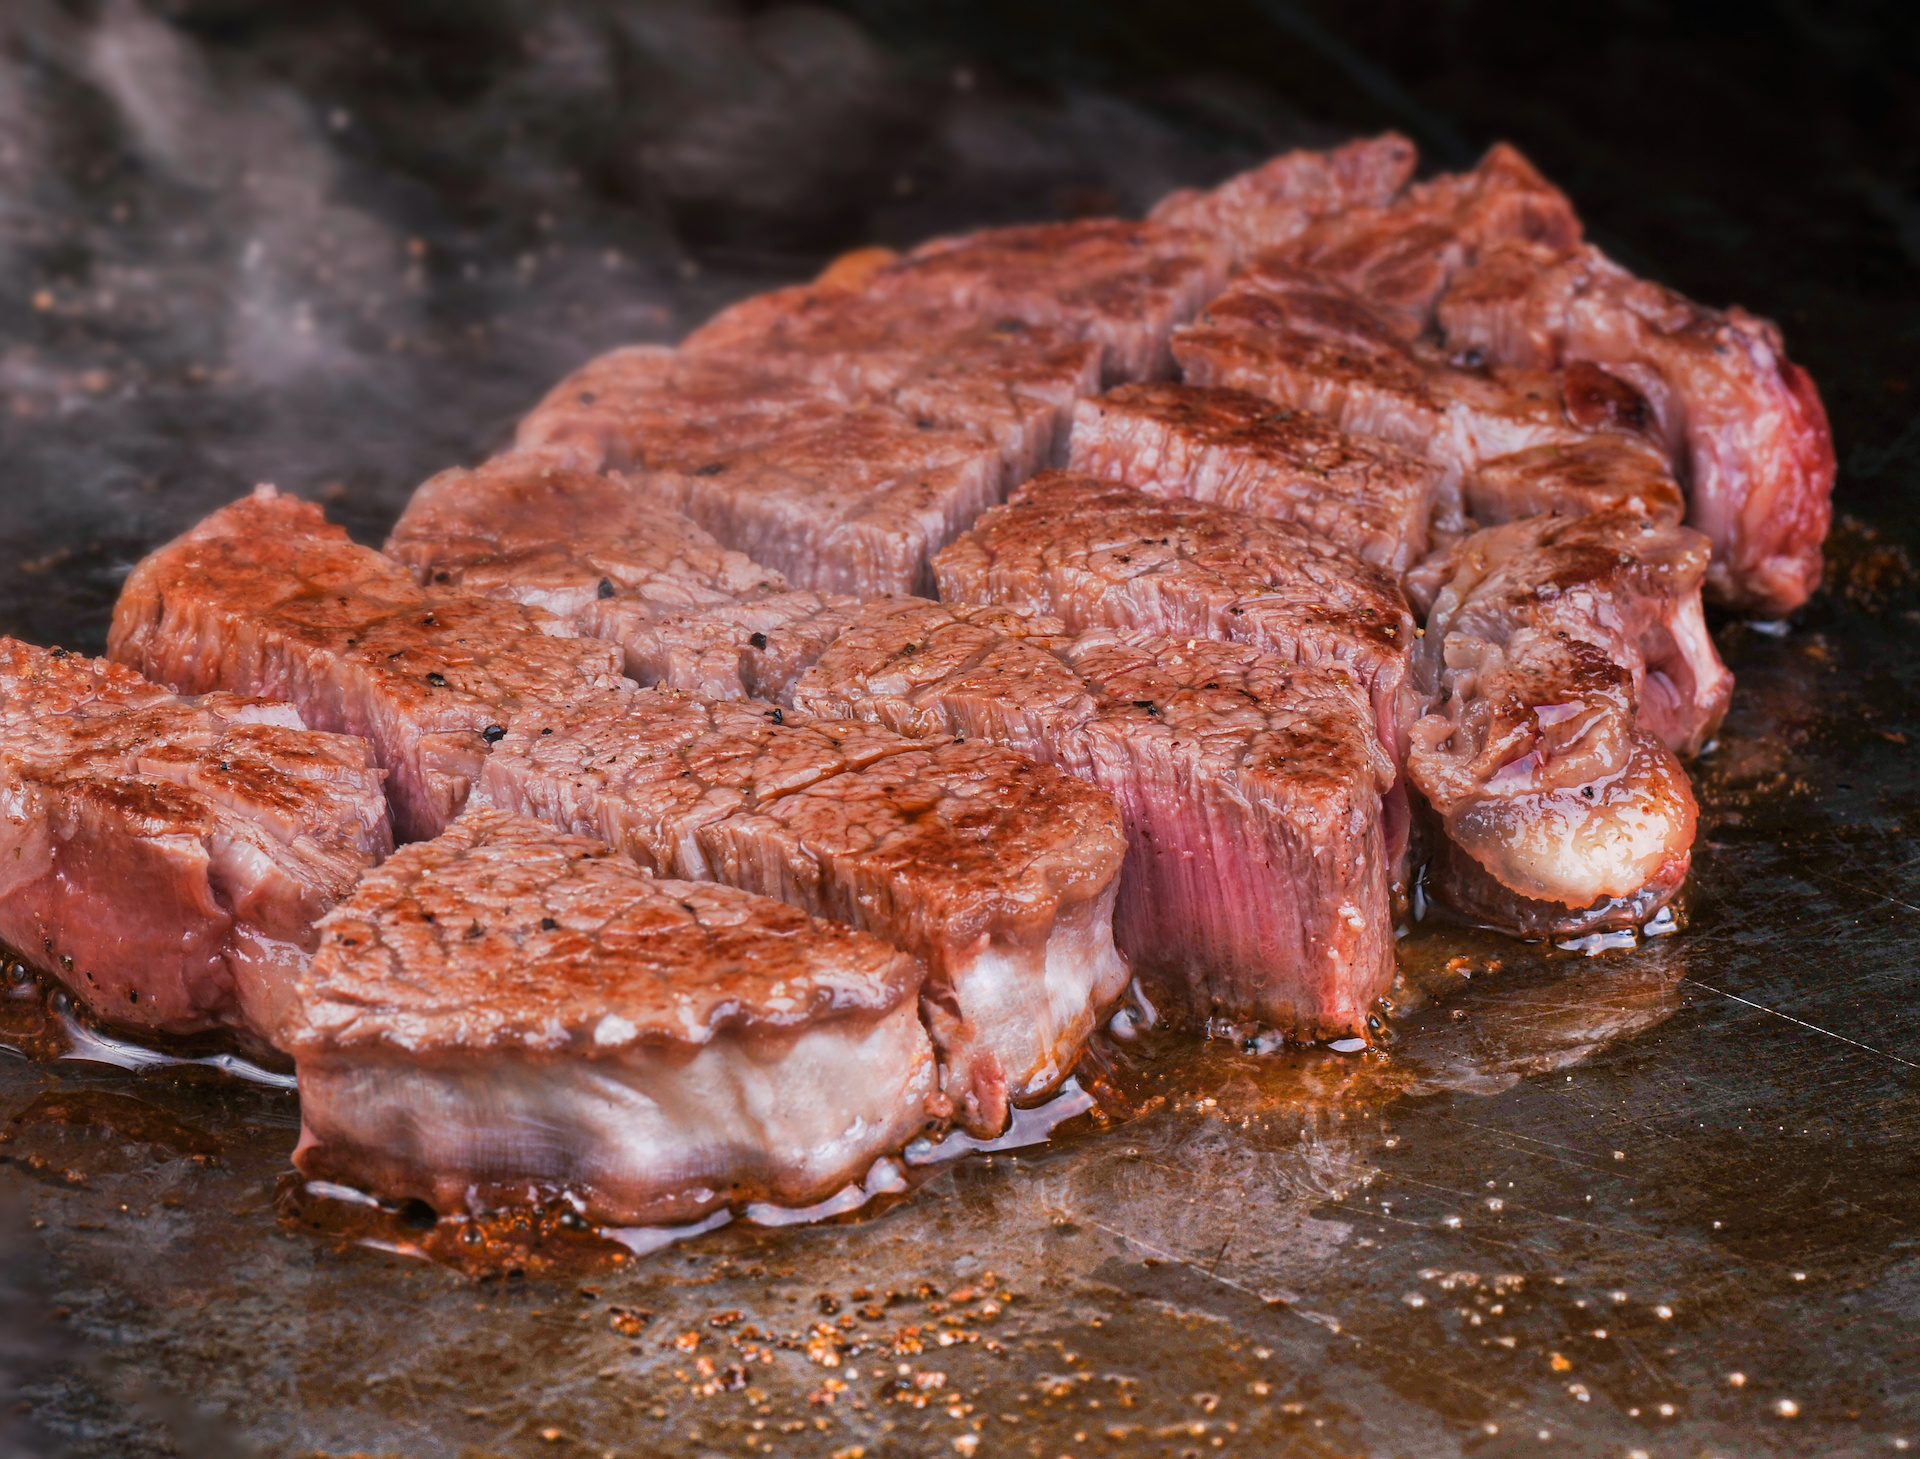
[296,1004,936,1226]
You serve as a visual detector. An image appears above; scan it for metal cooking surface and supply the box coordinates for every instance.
[2,4,1918,1457]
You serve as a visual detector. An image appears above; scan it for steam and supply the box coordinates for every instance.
[0,0,1310,652]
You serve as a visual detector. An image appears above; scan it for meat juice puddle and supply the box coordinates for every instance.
[0,924,1688,1278]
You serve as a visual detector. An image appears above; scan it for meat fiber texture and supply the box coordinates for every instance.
[515,347,1005,599]
[108,486,629,843]
[1406,508,1732,936]
[1269,142,1584,341]
[793,602,1397,1042]
[1066,382,1443,575]
[283,809,937,1227]
[1436,239,1835,615]
[863,218,1230,385]
[0,638,389,1054]
[1149,133,1418,265]
[1172,261,1686,535]
[474,688,1128,1138]
[385,455,786,619]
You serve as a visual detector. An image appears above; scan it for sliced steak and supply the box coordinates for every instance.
[865,219,1229,384]
[284,808,937,1227]
[1065,382,1442,573]
[108,487,628,842]
[1437,240,1835,614]
[684,295,1103,486]
[1407,508,1731,934]
[475,688,1127,1138]
[519,348,1004,599]
[1273,142,1582,340]
[1172,261,1685,529]
[582,590,918,703]
[1149,133,1416,264]
[386,456,786,618]
[0,639,389,1053]
[794,604,1396,1041]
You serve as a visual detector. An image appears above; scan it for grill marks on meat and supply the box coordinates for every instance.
[1407,509,1730,934]
[0,639,389,1052]
[866,219,1229,385]
[108,487,628,843]
[1172,261,1685,531]
[284,808,937,1226]
[1272,142,1582,340]
[1436,240,1835,614]
[1149,133,1417,265]
[476,690,1127,1137]
[1066,382,1442,573]
[385,457,785,619]
[793,604,1396,1040]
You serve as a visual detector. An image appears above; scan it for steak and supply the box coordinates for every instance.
[683,294,1103,487]
[108,486,628,842]
[1172,260,1685,529]
[865,218,1229,384]
[1272,142,1582,340]
[0,639,389,1053]
[475,688,1129,1138]
[385,456,785,619]
[1065,382,1443,573]
[284,808,938,1227]
[518,347,1005,599]
[1407,508,1730,934]
[582,590,916,703]
[1149,133,1417,264]
[1436,240,1835,614]
[793,604,1397,1041]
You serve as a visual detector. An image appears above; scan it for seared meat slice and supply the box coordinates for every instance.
[684,293,1103,486]
[865,219,1228,384]
[1065,382,1442,573]
[582,590,921,703]
[285,809,937,1227]
[0,639,388,1052]
[1172,261,1684,529]
[1437,240,1835,615]
[519,348,1004,599]
[108,487,628,842]
[385,456,786,618]
[1149,133,1416,264]
[933,471,1414,753]
[476,689,1127,1139]
[794,604,1396,1041]
[1407,508,1732,934]
[1273,142,1582,340]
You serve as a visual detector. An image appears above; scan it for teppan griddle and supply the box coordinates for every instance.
[2,3,1917,1456]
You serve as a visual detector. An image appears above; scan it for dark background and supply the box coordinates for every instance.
[3,0,1919,650]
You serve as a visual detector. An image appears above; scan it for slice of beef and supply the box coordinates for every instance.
[1437,240,1835,615]
[0,639,389,1054]
[385,456,786,618]
[1065,381,1442,573]
[284,808,937,1227]
[1149,133,1417,264]
[519,348,1005,599]
[474,689,1128,1137]
[1406,508,1731,934]
[108,486,628,843]
[1172,261,1684,529]
[865,219,1229,384]
[1272,142,1582,340]
[581,590,919,702]
[793,604,1396,1041]
[684,295,1103,487]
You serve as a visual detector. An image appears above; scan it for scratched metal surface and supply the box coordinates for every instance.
[3,4,1920,1457]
